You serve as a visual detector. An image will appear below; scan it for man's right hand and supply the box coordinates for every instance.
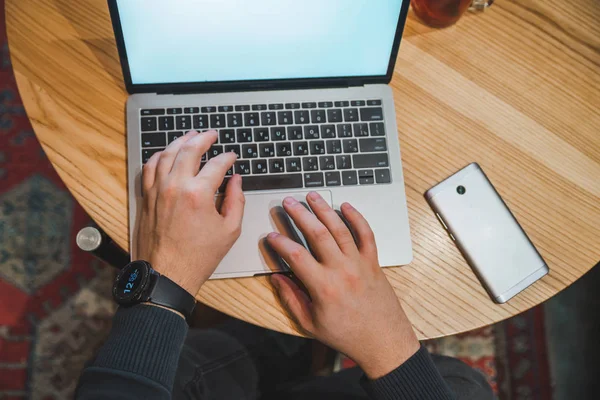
[267,192,420,380]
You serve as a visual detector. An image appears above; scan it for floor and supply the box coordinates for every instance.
[545,261,600,399]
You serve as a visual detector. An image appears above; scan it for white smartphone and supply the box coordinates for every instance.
[425,163,548,303]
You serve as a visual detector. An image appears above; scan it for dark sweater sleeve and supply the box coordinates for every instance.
[76,304,188,400]
[360,346,456,400]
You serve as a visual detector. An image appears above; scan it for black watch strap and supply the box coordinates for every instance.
[150,275,196,320]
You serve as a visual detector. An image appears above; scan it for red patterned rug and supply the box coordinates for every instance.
[0,4,552,399]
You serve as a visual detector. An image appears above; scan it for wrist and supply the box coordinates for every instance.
[358,335,420,379]
[141,302,186,320]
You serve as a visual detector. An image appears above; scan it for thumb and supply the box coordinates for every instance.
[220,174,245,227]
[271,274,315,335]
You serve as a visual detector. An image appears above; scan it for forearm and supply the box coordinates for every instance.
[361,345,456,400]
[76,305,188,400]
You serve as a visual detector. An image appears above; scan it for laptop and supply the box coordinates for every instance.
[108,0,413,279]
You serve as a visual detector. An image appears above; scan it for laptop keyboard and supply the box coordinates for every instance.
[139,100,391,192]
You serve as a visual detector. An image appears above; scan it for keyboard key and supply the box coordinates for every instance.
[218,105,233,112]
[342,170,358,185]
[285,103,301,109]
[141,117,157,131]
[193,115,209,129]
[294,110,310,124]
[142,148,162,163]
[201,106,216,113]
[325,171,342,186]
[319,156,335,170]
[141,133,166,147]
[235,105,251,112]
[225,144,241,158]
[353,123,369,137]
[359,138,387,152]
[237,129,253,143]
[334,101,349,107]
[158,116,174,130]
[210,114,226,128]
[351,100,365,107]
[310,141,325,155]
[176,115,191,130]
[276,142,292,157]
[294,141,309,156]
[367,99,382,106]
[167,131,184,144]
[242,144,258,158]
[242,174,303,191]
[227,113,243,127]
[337,124,353,138]
[318,101,333,108]
[277,111,293,125]
[261,112,277,126]
[326,140,342,154]
[375,168,391,183]
[141,109,165,116]
[269,158,285,173]
[336,155,352,169]
[304,126,320,139]
[370,122,385,136]
[269,103,284,110]
[209,145,224,159]
[353,153,389,168]
[303,157,318,171]
[304,173,325,187]
[327,109,343,123]
[360,107,384,121]
[288,126,303,140]
[321,125,336,138]
[259,143,275,158]
[270,127,286,141]
[254,128,270,142]
[167,108,183,115]
[244,112,260,126]
[184,107,199,114]
[225,167,234,177]
[344,108,359,122]
[311,109,326,123]
[343,139,358,153]
[235,160,251,175]
[252,159,268,174]
[359,170,375,185]
[302,102,317,109]
[286,158,302,172]
[252,104,267,111]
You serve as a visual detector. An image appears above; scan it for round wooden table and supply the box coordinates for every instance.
[6,0,600,339]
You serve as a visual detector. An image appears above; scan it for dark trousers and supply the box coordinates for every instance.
[173,319,494,400]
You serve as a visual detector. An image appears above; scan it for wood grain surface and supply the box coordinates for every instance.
[6,0,600,339]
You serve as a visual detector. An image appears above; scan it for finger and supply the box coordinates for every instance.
[282,197,342,261]
[142,150,161,192]
[340,203,378,257]
[266,232,320,290]
[306,191,357,255]
[271,274,315,334]
[171,130,217,177]
[156,130,201,181]
[196,152,238,193]
[220,174,245,227]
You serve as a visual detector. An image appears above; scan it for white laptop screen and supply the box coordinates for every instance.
[115,0,406,85]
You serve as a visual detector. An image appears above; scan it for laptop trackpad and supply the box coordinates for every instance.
[214,190,333,278]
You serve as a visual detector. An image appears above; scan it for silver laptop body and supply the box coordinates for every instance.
[108,0,413,279]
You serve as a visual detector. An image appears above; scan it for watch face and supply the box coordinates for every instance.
[113,261,151,305]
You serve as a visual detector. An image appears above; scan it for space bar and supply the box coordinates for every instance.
[242,174,303,191]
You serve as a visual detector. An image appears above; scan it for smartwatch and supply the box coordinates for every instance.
[112,260,196,321]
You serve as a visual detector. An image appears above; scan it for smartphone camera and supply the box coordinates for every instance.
[457,185,466,195]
